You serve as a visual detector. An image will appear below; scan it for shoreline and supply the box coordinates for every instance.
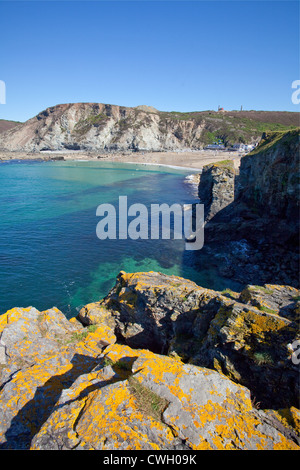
[0,149,243,171]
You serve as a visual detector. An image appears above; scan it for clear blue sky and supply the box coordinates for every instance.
[0,0,299,122]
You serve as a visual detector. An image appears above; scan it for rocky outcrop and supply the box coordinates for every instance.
[200,129,300,238]
[238,129,300,227]
[197,129,300,288]
[198,160,235,221]
[0,103,298,153]
[101,271,300,410]
[31,345,299,451]
[0,103,202,152]
[0,272,299,450]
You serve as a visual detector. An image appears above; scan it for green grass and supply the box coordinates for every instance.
[211,159,235,170]
[56,324,99,345]
[128,376,169,422]
[73,113,109,136]
[257,306,278,314]
[292,295,300,301]
[247,129,300,157]
[221,288,239,299]
[87,113,109,124]
[253,352,274,365]
[248,285,274,295]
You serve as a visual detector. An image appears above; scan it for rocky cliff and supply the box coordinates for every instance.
[0,103,298,153]
[198,159,236,221]
[0,271,299,450]
[197,129,300,288]
[238,129,300,229]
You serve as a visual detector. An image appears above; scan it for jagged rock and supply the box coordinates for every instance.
[0,103,202,153]
[239,284,300,320]
[197,129,300,288]
[0,296,299,450]
[31,344,299,450]
[0,306,116,449]
[198,160,235,221]
[238,130,300,222]
[102,271,300,409]
[1,104,297,153]
[77,301,116,328]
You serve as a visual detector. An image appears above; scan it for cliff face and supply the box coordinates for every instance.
[0,272,299,450]
[197,129,300,287]
[0,103,298,153]
[198,160,236,221]
[238,130,300,224]
[0,103,203,152]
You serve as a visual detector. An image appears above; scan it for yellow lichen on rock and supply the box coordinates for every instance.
[1,273,300,450]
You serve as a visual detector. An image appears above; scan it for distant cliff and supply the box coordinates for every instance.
[0,119,20,134]
[0,102,298,152]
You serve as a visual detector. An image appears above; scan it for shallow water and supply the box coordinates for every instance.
[0,160,242,317]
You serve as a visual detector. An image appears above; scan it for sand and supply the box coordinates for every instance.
[0,149,243,171]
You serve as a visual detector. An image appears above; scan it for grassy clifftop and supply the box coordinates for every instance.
[0,119,21,134]
[158,109,299,146]
[246,127,300,156]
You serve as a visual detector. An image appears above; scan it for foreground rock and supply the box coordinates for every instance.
[0,306,116,449]
[31,344,299,450]
[101,271,300,409]
[0,282,299,450]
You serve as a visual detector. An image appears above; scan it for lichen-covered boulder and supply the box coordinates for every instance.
[102,271,300,409]
[239,284,300,320]
[77,301,116,329]
[0,306,116,449]
[31,344,299,450]
[0,274,299,450]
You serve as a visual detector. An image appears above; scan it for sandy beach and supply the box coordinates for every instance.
[0,149,243,171]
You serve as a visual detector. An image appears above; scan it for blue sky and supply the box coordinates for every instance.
[0,0,299,122]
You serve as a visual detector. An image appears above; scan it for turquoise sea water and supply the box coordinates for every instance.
[0,160,241,318]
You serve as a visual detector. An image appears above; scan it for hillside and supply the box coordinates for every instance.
[0,119,21,134]
[0,102,298,153]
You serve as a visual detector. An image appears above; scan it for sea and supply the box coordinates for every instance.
[0,159,242,318]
